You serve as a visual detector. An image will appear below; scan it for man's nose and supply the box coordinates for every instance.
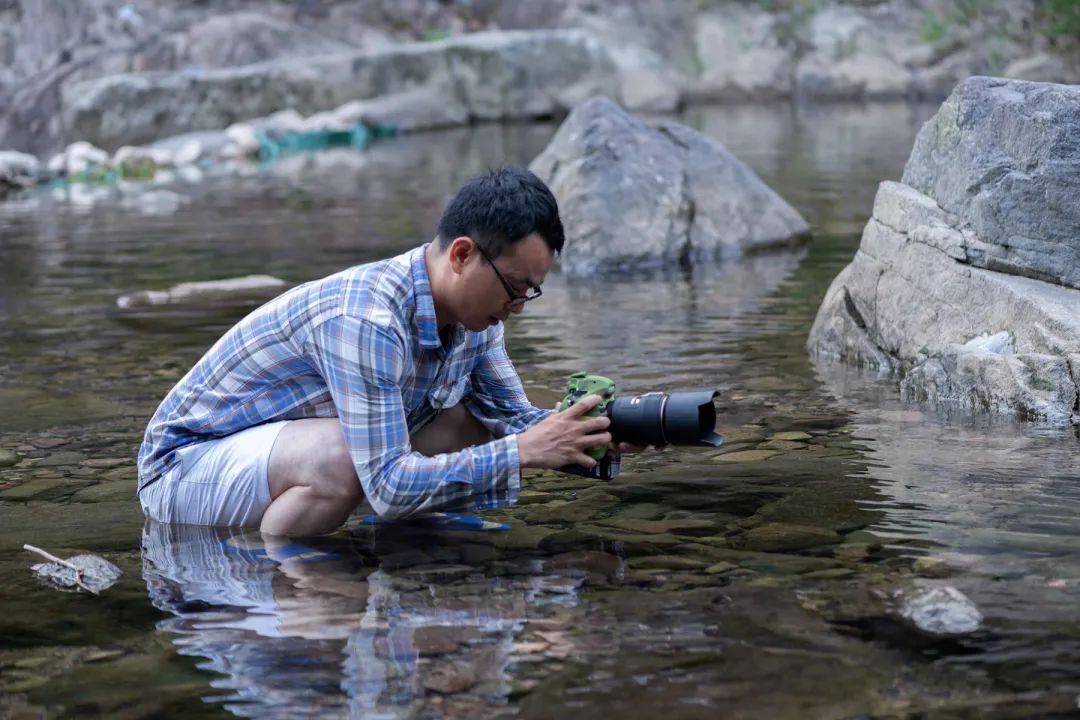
[508,300,526,314]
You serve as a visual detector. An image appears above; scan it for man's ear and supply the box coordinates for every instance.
[447,236,475,275]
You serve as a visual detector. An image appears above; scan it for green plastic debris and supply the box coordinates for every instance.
[256,122,397,163]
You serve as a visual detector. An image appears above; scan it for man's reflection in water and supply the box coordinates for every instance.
[141,521,589,719]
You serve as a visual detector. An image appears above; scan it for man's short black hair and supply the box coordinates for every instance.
[437,167,564,258]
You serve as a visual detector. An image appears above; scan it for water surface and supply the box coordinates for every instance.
[1,102,1078,719]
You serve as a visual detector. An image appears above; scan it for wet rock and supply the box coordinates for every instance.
[721,425,768,444]
[613,503,668,521]
[0,478,70,501]
[490,523,557,551]
[530,96,808,275]
[33,451,86,467]
[522,491,618,524]
[759,439,806,451]
[0,449,21,467]
[751,486,877,533]
[423,661,478,694]
[731,523,842,553]
[116,274,287,309]
[0,500,144,552]
[768,431,813,442]
[31,437,69,449]
[629,555,709,571]
[704,561,738,575]
[716,449,780,463]
[912,556,955,578]
[594,516,716,537]
[81,458,129,469]
[898,586,983,636]
[802,568,857,580]
[809,78,1080,425]
[544,550,623,579]
[70,481,133,503]
[414,626,480,657]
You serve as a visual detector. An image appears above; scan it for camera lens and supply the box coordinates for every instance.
[608,390,722,447]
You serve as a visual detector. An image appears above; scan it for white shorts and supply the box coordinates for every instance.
[139,421,290,528]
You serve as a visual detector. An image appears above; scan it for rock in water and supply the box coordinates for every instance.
[530,96,809,275]
[901,77,1080,290]
[808,77,1080,425]
[899,586,982,636]
[116,275,288,309]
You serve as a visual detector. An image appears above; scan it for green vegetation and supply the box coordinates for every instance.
[1040,0,1080,39]
[421,28,451,42]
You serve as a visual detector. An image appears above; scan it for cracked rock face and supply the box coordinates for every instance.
[529,96,809,275]
[808,77,1080,426]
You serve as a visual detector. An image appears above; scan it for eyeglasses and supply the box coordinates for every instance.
[475,243,543,304]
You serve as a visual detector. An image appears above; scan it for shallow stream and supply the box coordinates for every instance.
[1,102,1078,719]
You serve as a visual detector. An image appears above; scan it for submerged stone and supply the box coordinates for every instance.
[0,478,71,501]
[717,449,781,463]
[732,523,842,552]
[767,431,813,442]
[898,586,982,636]
[0,448,21,467]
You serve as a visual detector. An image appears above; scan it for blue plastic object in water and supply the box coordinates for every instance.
[359,512,510,532]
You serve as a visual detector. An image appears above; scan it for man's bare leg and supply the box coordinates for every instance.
[260,406,493,536]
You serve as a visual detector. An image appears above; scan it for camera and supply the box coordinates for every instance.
[557,372,723,480]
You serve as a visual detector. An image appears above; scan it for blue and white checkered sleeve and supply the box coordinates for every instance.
[466,325,551,437]
[306,315,521,519]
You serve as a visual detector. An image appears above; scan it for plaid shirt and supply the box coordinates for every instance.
[137,244,550,518]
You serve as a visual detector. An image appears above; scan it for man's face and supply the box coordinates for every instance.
[451,233,554,332]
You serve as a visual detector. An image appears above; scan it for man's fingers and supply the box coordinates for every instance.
[572,452,598,468]
[566,393,603,416]
[580,416,610,432]
[577,432,612,449]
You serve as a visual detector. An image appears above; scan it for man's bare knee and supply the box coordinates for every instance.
[309,439,362,504]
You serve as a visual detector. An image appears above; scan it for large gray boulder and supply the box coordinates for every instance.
[62,30,618,150]
[529,97,810,275]
[808,77,1080,426]
[901,77,1080,290]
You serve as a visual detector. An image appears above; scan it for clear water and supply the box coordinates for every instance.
[1,102,1078,719]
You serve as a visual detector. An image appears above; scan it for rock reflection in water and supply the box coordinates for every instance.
[813,358,1080,696]
[141,521,588,719]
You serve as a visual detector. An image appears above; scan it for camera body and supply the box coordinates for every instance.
[556,371,723,480]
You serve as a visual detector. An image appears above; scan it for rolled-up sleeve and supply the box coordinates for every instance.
[305,315,521,519]
[467,325,550,437]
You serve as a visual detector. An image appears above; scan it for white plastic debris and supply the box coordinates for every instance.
[25,544,122,594]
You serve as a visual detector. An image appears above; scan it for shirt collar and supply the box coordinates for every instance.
[410,243,446,350]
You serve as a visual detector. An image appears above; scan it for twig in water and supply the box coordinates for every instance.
[23,544,97,594]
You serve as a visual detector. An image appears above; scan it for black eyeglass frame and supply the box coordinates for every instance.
[474,243,543,304]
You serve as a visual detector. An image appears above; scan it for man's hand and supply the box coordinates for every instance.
[517,394,612,469]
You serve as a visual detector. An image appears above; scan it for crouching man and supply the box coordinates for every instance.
[137,167,611,536]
